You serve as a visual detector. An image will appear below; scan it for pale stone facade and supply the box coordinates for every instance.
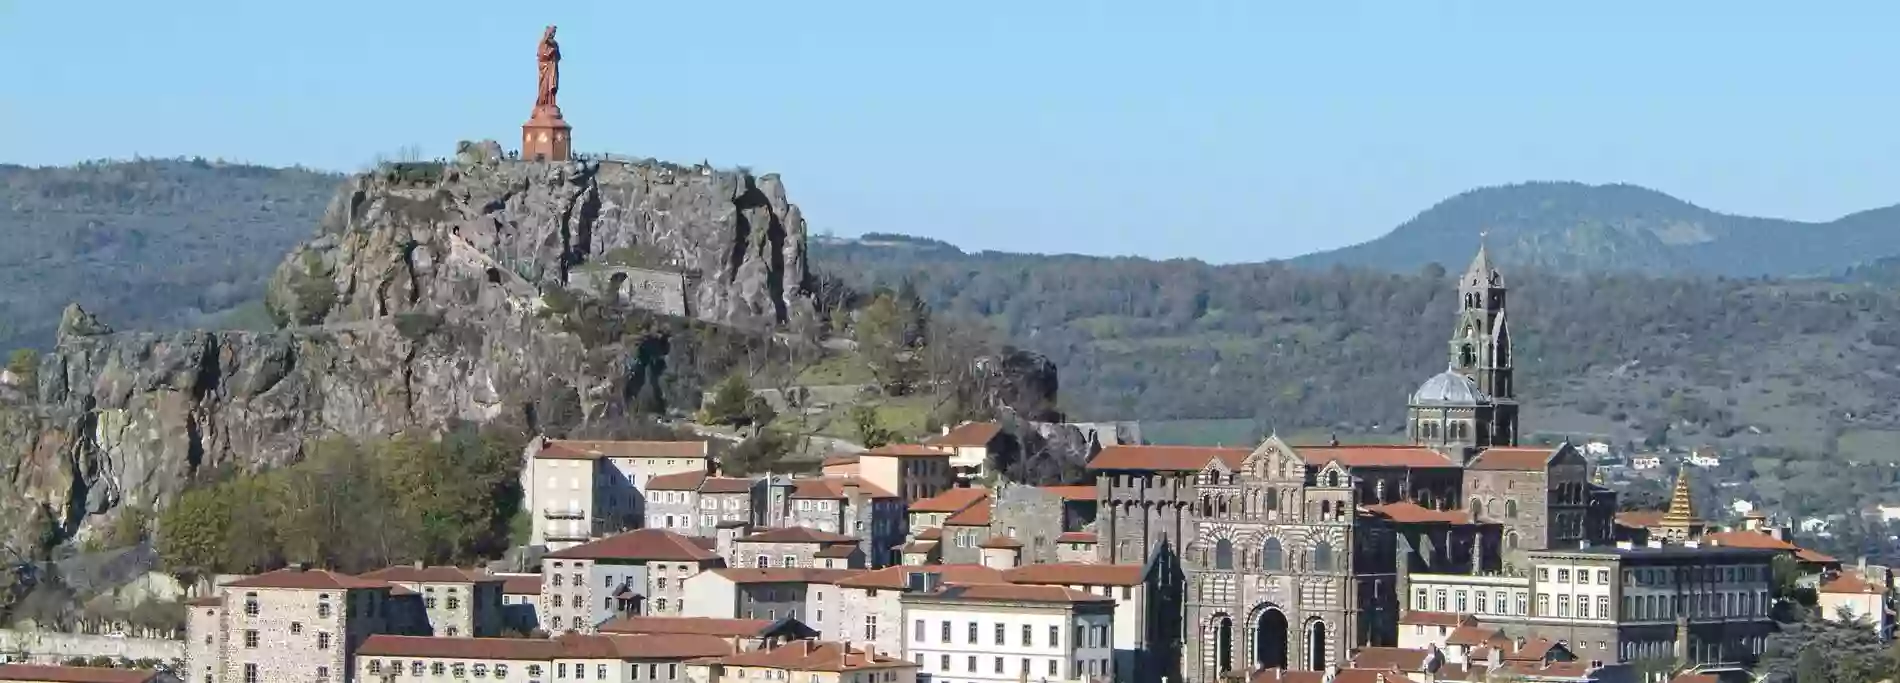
[355,632,725,683]
[194,568,398,683]
[358,566,506,638]
[539,529,723,633]
[901,584,1115,683]
[522,439,712,550]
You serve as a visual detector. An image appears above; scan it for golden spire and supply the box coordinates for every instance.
[1656,466,1702,542]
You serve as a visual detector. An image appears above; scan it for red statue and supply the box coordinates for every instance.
[535,26,561,113]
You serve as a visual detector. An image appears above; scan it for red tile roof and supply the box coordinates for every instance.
[1498,660,1594,678]
[979,536,1024,549]
[1087,445,1248,471]
[706,568,865,585]
[901,541,938,553]
[1821,569,1889,594]
[0,665,158,683]
[645,471,707,491]
[1797,547,1840,564]
[789,477,896,500]
[598,616,778,637]
[1254,668,1419,683]
[358,633,729,660]
[911,584,1113,604]
[500,576,542,595]
[738,527,859,544]
[1671,674,1722,683]
[815,545,860,559]
[1446,625,1507,647]
[1699,530,1837,563]
[926,422,1004,447]
[544,529,720,562]
[1038,485,1097,501]
[821,454,860,467]
[909,487,990,513]
[1297,445,1458,469]
[1056,531,1097,543]
[539,439,709,460]
[1464,447,1555,471]
[837,564,1006,590]
[1396,611,1475,627]
[223,568,392,590]
[1366,501,1472,524]
[1349,647,1432,672]
[702,640,915,673]
[185,596,222,607]
[861,444,954,458]
[701,477,758,494]
[358,566,500,584]
[916,527,943,541]
[1004,563,1144,587]
[945,502,992,526]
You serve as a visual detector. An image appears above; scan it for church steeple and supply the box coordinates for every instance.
[1446,241,1518,446]
[1656,467,1704,542]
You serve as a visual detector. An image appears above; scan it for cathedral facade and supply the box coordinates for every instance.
[1087,246,1616,683]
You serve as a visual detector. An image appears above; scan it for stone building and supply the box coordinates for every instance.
[989,484,1098,565]
[642,471,760,537]
[539,529,723,632]
[940,499,993,566]
[684,639,918,683]
[357,565,506,638]
[678,568,863,623]
[1083,247,1620,683]
[354,631,728,683]
[758,477,905,567]
[564,264,696,317]
[189,568,400,683]
[728,527,866,570]
[814,564,1006,655]
[522,439,712,550]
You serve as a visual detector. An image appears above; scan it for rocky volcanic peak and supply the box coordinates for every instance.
[0,151,815,551]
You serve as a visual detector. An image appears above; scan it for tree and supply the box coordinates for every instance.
[156,487,232,585]
[855,294,917,395]
[700,374,757,427]
[723,429,795,476]
[849,405,895,449]
[6,349,36,386]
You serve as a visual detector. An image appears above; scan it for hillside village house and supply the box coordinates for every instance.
[683,640,918,683]
[679,568,862,624]
[728,526,867,569]
[642,471,760,537]
[853,444,956,504]
[499,575,541,634]
[901,583,1116,683]
[354,632,729,683]
[924,421,1008,484]
[1630,456,1663,471]
[758,476,906,566]
[357,565,506,638]
[811,564,1007,655]
[906,487,989,536]
[187,567,400,683]
[1816,563,1895,639]
[522,438,711,550]
[539,529,723,632]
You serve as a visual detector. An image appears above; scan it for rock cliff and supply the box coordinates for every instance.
[0,152,814,551]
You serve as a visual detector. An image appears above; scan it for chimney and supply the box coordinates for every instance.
[1615,540,1633,550]
[863,644,876,660]
[1682,540,1699,549]
[802,640,812,655]
[1647,539,1664,549]
[1859,556,1869,573]
[287,562,306,572]
[413,560,425,569]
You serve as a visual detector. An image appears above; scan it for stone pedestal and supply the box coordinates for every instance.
[522,106,572,162]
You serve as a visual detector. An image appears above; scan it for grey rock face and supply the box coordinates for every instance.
[0,158,815,550]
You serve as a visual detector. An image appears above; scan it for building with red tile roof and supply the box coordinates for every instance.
[523,436,712,550]
[926,421,1010,484]
[0,665,159,683]
[355,632,730,680]
[541,529,724,633]
[686,640,917,680]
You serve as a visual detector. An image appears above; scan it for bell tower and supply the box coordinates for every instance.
[1450,240,1518,446]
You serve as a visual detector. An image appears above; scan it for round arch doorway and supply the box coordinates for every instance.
[1255,608,1288,670]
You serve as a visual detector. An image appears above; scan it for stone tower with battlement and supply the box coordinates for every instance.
[1407,245,1519,449]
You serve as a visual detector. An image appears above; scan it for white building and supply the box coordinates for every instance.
[901,584,1115,683]
[1407,573,1531,621]
[1002,564,1149,680]
[1631,455,1663,471]
[923,422,1006,484]
[355,632,728,683]
[538,529,723,633]
[1817,566,1894,640]
[1582,442,1611,457]
[1687,449,1722,468]
[522,438,711,550]
[813,564,1006,655]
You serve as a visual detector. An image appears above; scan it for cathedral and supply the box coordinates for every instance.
[1087,246,1617,683]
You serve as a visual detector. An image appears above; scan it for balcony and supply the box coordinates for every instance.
[544,529,591,542]
[543,507,586,520]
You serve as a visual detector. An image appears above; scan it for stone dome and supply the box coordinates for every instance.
[1411,368,1491,405]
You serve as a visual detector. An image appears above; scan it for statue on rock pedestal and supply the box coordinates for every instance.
[522,24,572,161]
[535,25,561,115]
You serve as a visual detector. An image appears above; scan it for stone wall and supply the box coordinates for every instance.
[0,630,183,665]
[566,265,693,317]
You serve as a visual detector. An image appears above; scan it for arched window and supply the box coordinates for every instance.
[1265,489,1279,511]
[1326,471,1341,488]
[1262,538,1284,571]
[1506,532,1519,550]
[1468,498,1482,520]
[1312,542,1334,572]
[1215,539,1234,570]
[1505,499,1519,519]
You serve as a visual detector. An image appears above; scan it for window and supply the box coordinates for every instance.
[916,619,926,642]
[1050,660,1059,676]
[243,630,258,648]
[1455,590,1468,613]
[968,621,979,644]
[866,615,879,640]
[656,598,668,612]
[1435,589,1447,612]
[1558,569,1570,584]
[1023,624,1033,646]
[496,665,509,677]
[1476,590,1488,614]
[412,662,424,677]
[996,623,1007,645]
[968,656,977,672]
[996,657,1005,674]
[1215,539,1234,569]
[243,593,259,616]
[1050,625,1060,647]
[447,627,459,637]
[1414,588,1428,611]
[1538,594,1550,616]
[755,556,769,568]
[599,665,609,678]
[316,666,329,681]
[317,600,330,619]
[1577,596,1589,618]
[554,574,564,586]
[943,621,952,641]
[553,595,563,607]
[317,632,331,650]
[1539,568,1550,581]
[1598,569,1610,584]
[473,664,487,677]
[243,664,258,683]
[425,597,438,609]
[782,555,796,568]
[1262,537,1284,571]
[370,661,383,675]
[941,655,951,671]
[447,596,460,610]
[657,577,667,590]
[290,622,302,634]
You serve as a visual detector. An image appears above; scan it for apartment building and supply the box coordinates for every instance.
[683,640,918,683]
[643,471,760,537]
[757,476,906,567]
[1002,564,1159,682]
[923,421,1007,484]
[188,567,400,683]
[539,529,723,633]
[854,444,955,503]
[729,527,865,570]
[354,632,729,683]
[813,564,1007,654]
[1817,564,1894,640]
[357,565,506,637]
[522,438,711,550]
[906,487,989,538]
[679,568,864,623]
[901,583,1116,683]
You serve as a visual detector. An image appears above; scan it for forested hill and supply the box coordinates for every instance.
[815,237,1900,461]
[0,159,343,349]
[1293,182,1900,278]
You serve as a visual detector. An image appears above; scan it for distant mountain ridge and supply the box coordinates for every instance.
[1292,181,1900,278]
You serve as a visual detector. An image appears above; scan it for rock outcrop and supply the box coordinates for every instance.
[0,153,814,551]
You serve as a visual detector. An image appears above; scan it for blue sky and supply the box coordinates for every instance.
[4,2,1898,261]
